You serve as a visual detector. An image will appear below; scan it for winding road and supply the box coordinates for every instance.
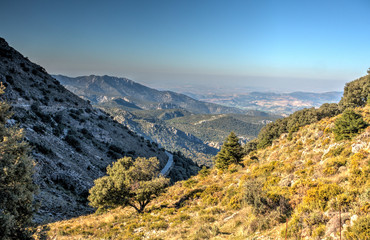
[160,151,174,176]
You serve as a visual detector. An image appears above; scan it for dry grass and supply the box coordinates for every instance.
[40,107,370,239]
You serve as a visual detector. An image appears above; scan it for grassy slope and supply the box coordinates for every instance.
[42,107,370,240]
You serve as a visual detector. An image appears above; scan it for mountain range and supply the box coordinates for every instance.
[53,75,278,166]
[53,74,248,115]
[0,38,199,223]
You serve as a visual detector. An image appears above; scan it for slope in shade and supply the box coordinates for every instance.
[54,74,251,114]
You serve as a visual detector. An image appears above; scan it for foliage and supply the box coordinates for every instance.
[0,83,37,239]
[88,156,170,213]
[344,215,370,239]
[41,85,370,239]
[333,109,368,140]
[339,74,370,110]
[256,103,340,149]
[215,132,244,170]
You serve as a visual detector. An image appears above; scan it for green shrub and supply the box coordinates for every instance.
[333,109,368,141]
[88,157,170,213]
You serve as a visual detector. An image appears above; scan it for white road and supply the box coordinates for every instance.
[160,151,174,176]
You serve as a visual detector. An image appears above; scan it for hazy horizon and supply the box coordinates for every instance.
[2,0,369,92]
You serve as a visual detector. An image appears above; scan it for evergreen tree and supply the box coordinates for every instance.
[333,109,368,140]
[215,132,244,170]
[0,83,37,239]
[88,156,169,213]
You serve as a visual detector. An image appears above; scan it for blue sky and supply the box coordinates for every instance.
[1,0,370,92]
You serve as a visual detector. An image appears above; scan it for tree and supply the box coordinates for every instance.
[333,109,368,141]
[88,156,169,213]
[339,74,370,110]
[215,132,244,170]
[0,83,37,239]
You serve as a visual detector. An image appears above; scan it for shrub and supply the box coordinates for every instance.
[243,179,267,213]
[333,109,368,141]
[198,166,210,178]
[302,183,343,211]
[344,215,370,239]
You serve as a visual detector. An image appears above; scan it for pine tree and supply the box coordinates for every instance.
[215,132,244,170]
[333,109,368,140]
[0,83,38,239]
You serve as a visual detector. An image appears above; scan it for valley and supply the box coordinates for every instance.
[2,1,370,239]
[1,35,368,240]
[54,74,279,166]
[187,91,343,115]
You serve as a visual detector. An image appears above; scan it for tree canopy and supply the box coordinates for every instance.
[215,132,244,170]
[339,74,370,110]
[88,156,169,213]
[0,83,37,239]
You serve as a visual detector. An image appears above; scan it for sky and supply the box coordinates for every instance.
[1,0,370,92]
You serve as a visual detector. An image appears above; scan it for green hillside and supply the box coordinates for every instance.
[167,113,278,143]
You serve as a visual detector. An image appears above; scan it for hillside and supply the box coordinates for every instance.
[43,103,370,239]
[167,113,277,144]
[99,106,278,167]
[52,75,277,166]
[53,74,247,114]
[0,38,200,223]
[100,107,219,167]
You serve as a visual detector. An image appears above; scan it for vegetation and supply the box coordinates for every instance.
[253,72,370,151]
[339,73,370,110]
[44,103,370,239]
[0,83,37,239]
[215,132,244,170]
[256,103,340,149]
[101,107,277,167]
[167,113,274,143]
[333,109,368,140]
[37,73,370,239]
[88,156,170,213]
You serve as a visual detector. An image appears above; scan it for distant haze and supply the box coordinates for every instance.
[1,0,369,92]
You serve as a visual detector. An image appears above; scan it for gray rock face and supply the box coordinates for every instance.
[0,38,199,223]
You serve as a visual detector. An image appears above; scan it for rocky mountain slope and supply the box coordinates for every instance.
[53,74,247,114]
[99,106,278,167]
[0,38,200,223]
[100,107,220,166]
[53,74,277,167]
[43,76,369,239]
